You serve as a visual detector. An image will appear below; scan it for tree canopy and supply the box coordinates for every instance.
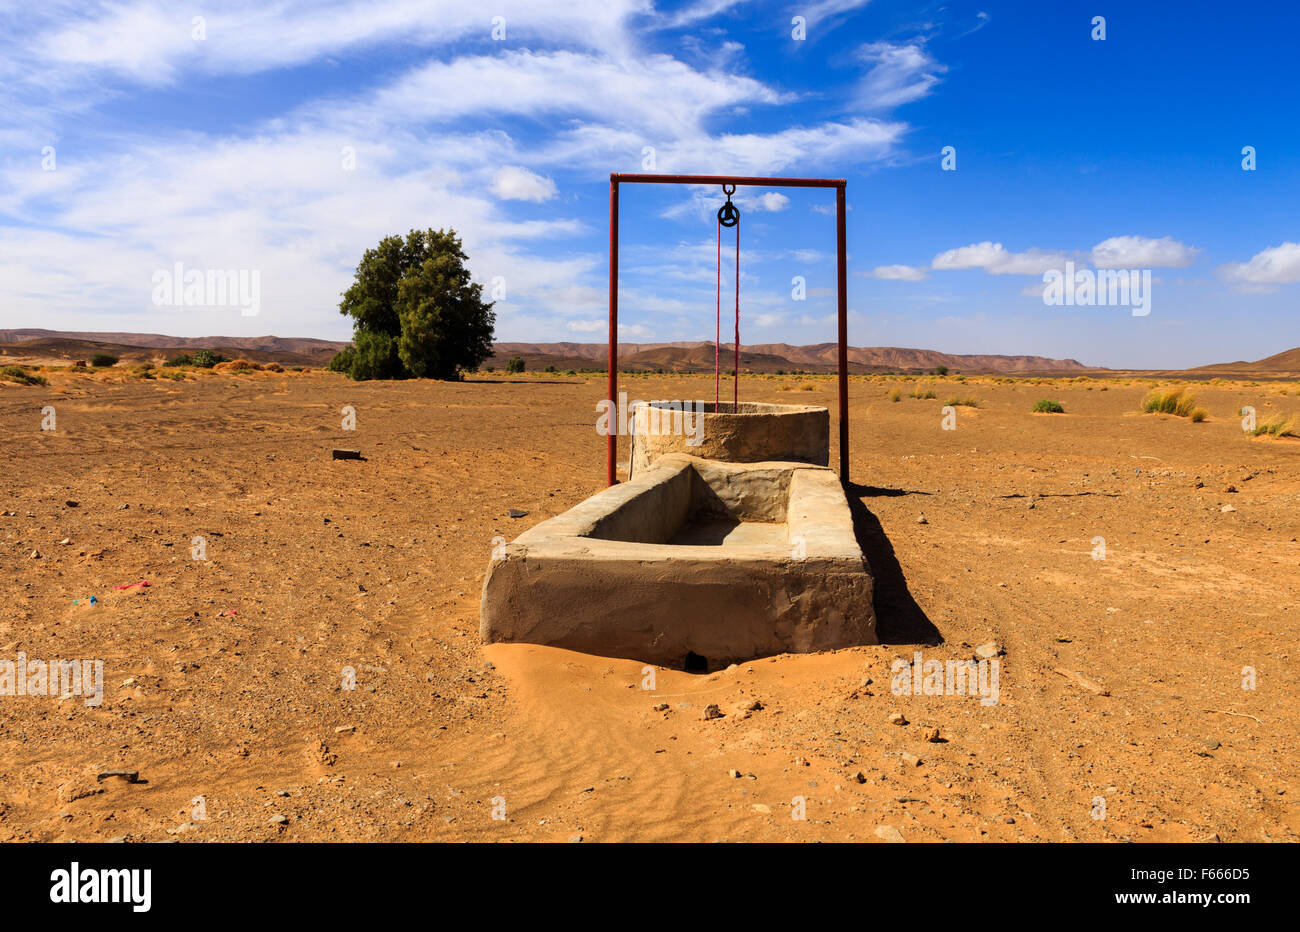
[331,228,494,381]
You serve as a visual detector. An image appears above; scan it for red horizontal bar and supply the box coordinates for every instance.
[611,172,844,188]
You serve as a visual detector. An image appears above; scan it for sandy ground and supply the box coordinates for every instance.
[1,367,1297,842]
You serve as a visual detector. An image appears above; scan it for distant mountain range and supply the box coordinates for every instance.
[490,341,1092,374]
[2,329,1297,377]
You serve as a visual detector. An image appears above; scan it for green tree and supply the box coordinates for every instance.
[334,228,495,381]
[505,356,525,374]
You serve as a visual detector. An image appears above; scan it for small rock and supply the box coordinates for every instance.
[1221,504,1236,513]
[851,771,867,784]
[1225,485,1237,493]
[652,703,669,712]
[334,724,356,734]
[30,550,40,559]
[901,752,921,768]
[567,834,583,843]
[916,514,928,525]
[751,803,771,814]
[269,814,289,826]
[728,769,742,779]
[874,824,906,843]
[702,703,723,720]
[65,500,79,507]
[507,508,528,518]
[922,727,941,743]
[59,538,70,545]
[974,641,1003,659]
[96,769,140,784]
[887,712,907,726]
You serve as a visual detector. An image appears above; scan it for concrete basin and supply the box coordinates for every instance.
[480,453,875,667]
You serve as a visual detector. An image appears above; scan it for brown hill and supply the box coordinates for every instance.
[491,341,1091,374]
[0,329,347,363]
[0,330,348,366]
[1189,346,1300,377]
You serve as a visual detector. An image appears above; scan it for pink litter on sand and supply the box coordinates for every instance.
[113,580,150,591]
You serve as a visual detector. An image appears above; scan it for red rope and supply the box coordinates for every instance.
[733,212,739,407]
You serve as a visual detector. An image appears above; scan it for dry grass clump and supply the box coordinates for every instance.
[944,396,979,407]
[1141,386,1206,421]
[0,365,47,386]
[214,359,262,372]
[1251,414,1299,438]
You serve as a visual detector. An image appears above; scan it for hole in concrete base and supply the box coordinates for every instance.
[683,651,708,673]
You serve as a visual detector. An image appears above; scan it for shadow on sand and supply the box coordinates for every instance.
[844,482,941,646]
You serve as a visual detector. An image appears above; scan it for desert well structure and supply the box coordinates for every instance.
[480,174,873,668]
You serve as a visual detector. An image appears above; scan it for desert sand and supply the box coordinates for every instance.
[1,366,1297,842]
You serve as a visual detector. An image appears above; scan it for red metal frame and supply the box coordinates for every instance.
[607,172,850,486]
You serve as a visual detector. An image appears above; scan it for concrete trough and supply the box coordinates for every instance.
[480,453,876,667]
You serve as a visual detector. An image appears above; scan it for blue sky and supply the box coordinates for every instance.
[1,0,1297,368]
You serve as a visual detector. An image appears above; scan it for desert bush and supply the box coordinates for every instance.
[215,359,260,372]
[89,353,118,367]
[945,396,979,407]
[889,389,901,402]
[908,386,937,400]
[1033,399,1065,413]
[1141,386,1202,418]
[165,354,192,367]
[505,356,525,374]
[263,362,284,372]
[0,365,46,385]
[190,349,225,368]
[1251,414,1298,437]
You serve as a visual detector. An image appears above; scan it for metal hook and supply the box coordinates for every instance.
[717,183,739,227]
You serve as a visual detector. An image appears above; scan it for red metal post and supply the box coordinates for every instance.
[607,177,619,486]
[836,183,849,484]
[606,173,848,483]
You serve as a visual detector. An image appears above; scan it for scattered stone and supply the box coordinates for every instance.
[331,448,362,460]
[65,501,79,507]
[59,538,71,545]
[851,771,867,784]
[916,513,928,525]
[652,703,669,712]
[702,703,723,720]
[975,641,1003,659]
[751,803,771,814]
[922,727,941,743]
[1221,504,1236,513]
[901,752,921,768]
[1225,485,1237,493]
[507,508,528,518]
[96,769,140,784]
[1052,668,1110,696]
[269,814,289,826]
[874,824,906,843]
[334,724,356,734]
[568,834,583,843]
[29,550,40,559]
[887,712,907,726]
[58,781,103,803]
[728,769,742,779]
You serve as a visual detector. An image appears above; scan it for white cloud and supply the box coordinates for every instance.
[1218,242,1300,285]
[856,41,946,110]
[491,166,557,202]
[1091,235,1197,268]
[754,192,790,212]
[932,241,1067,276]
[565,319,606,332]
[873,264,928,281]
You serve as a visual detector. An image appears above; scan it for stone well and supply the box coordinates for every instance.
[629,400,828,477]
